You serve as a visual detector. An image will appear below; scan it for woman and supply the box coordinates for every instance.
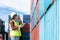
[10,12,22,40]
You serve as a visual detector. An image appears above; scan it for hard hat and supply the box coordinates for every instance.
[10,12,16,18]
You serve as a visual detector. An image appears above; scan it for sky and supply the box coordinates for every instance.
[0,0,31,14]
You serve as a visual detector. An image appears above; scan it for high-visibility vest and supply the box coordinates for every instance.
[10,20,22,36]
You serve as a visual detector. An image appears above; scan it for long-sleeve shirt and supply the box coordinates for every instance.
[10,21,18,30]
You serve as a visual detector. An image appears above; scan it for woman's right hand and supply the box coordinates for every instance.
[18,25,23,28]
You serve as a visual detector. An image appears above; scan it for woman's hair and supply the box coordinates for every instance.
[11,14,17,20]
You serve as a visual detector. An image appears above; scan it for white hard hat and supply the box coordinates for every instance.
[10,12,16,18]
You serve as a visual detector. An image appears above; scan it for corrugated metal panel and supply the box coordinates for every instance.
[56,0,60,40]
[30,0,60,40]
[39,16,44,40]
[31,24,39,40]
[44,0,53,10]
[44,4,55,40]
[39,0,44,17]
[33,10,36,26]
[39,0,56,40]
[31,0,39,40]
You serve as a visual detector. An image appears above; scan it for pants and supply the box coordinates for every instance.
[11,36,20,40]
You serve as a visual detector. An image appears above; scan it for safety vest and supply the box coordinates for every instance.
[10,20,22,36]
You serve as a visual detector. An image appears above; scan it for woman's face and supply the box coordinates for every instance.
[14,16,18,20]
